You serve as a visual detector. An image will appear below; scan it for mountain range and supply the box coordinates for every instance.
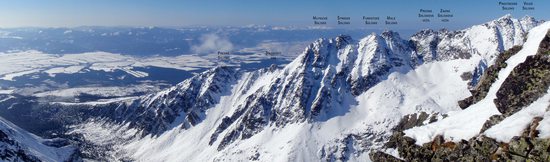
[1,14,549,161]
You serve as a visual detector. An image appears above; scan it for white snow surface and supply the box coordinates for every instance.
[404,22,550,145]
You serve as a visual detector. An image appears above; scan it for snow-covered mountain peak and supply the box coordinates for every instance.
[411,14,542,66]
[521,15,537,23]
[380,30,401,39]
[334,34,353,48]
[497,13,513,21]
[520,15,543,30]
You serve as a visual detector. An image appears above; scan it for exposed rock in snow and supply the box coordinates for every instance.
[0,117,77,162]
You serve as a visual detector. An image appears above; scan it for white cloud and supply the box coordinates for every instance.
[191,33,233,54]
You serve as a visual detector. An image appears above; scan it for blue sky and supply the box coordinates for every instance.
[0,0,548,30]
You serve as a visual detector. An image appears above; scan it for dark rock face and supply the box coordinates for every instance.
[382,112,443,150]
[101,67,239,136]
[461,30,550,110]
[479,115,506,133]
[367,112,443,162]
[540,29,550,53]
[458,45,522,109]
[368,151,404,162]
[0,130,43,162]
[372,115,550,162]
[494,31,550,115]
[460,71,473,81]
[392,112,441,132]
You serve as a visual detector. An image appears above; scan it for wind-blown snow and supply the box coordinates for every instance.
[404,21,550,145]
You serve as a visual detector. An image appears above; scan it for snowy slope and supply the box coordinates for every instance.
[114,37,479,162]
[0,117,76,162]
[405,21,550,144]
[484,89,550,142]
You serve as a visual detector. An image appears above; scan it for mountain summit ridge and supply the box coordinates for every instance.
[59,15,546,161]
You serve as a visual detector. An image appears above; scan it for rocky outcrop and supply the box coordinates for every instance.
[371,117,550,162]
[458,45,522,109]
[460,28,550,110]
[0,130,42,162]
[368,112,443,161]
[494,30,550,115]
[479,114,506,133]
[391,112,443,133]
[368,151,404,162]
